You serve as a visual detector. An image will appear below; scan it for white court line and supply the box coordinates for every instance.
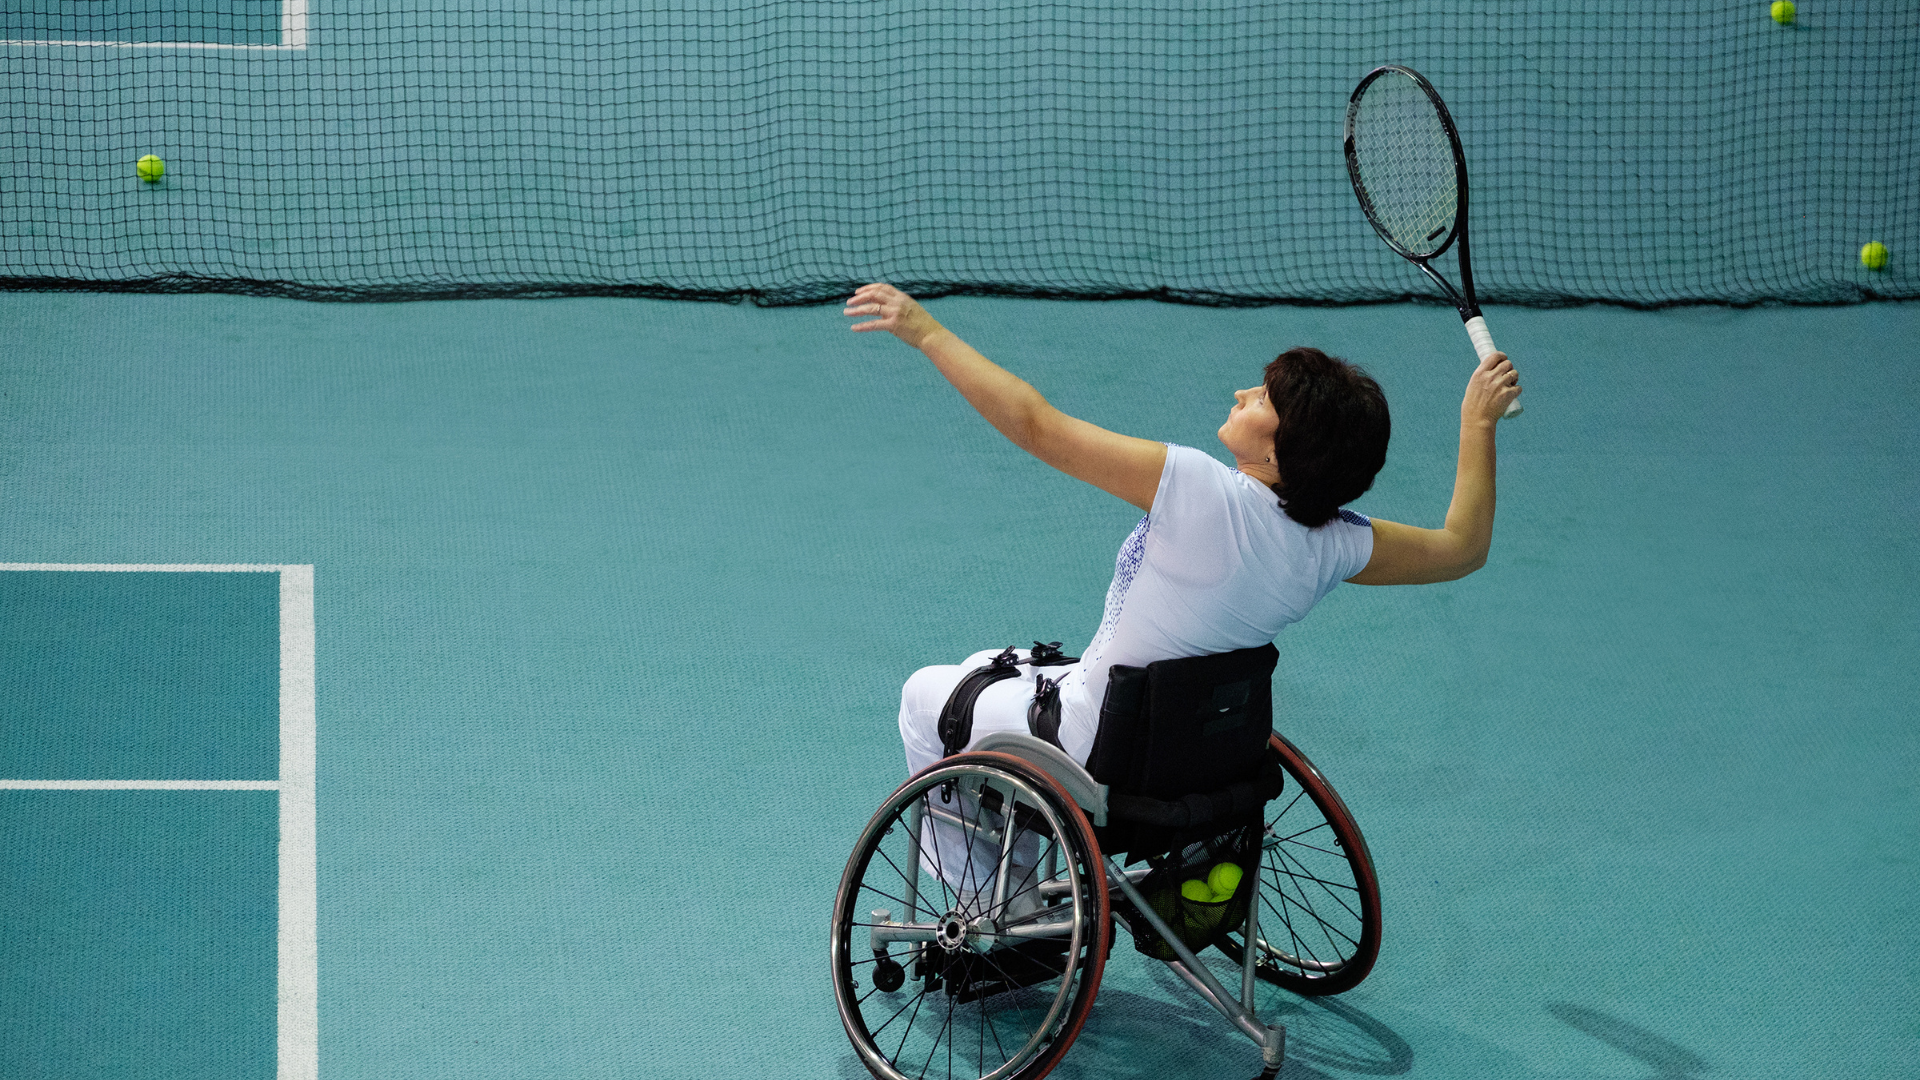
[0,0,307,49]
[0,563,318,1080]
[279,564,318,1080]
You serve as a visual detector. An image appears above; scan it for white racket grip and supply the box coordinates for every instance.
[1464,315,1497,360]
[1463,315,1523,419]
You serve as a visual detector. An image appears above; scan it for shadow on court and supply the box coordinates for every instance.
[1549,1002,1710,1080]
[1070,965,1415,1080]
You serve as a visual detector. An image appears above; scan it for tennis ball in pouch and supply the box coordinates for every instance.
[1207,863,1243,899]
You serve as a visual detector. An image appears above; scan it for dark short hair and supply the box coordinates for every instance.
[1263,347,1390,528]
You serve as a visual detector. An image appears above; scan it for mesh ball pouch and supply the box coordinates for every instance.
[1113,817,1262,962]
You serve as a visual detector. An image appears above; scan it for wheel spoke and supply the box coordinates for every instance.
[871,980,928,1044]
[1261,886,1341,971]
[1270,841,1365,923]
[956,781,990,917]
[1259,877,1323,971]
[1268,788,1311,823]
[1265,860,1360,894]
[1246,793,1367,978]
[981,988,1012,1069]
[921,793,964,917]
[849,952,906,970]
[891,988,930,1069]
[975,982,987,1079]
[853,875,925,919]
[1268,843,1358,960]
[1267,860,1364,919]
[1268,817,1331,845]
[976,783,1023,918]
[1264,884,1360,953]
[1273,836,1349,860]
[926,985,955,1080]
[869,841,920,907]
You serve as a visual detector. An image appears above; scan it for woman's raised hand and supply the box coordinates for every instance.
[844,283,943,350]
[1462,350,1522,426]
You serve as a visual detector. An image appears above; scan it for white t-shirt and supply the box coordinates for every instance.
[1054,444,1376,761]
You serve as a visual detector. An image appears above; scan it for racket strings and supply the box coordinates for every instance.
[1351,75,1459,258]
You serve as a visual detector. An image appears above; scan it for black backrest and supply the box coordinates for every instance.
[1084,643,1278,800]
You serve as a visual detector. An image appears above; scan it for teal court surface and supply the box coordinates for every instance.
[1,564,314,1078]
[1,292,1915,1079]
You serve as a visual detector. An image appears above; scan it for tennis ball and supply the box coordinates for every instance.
[136,154,165,183]
[1206,862,1243,899]
[1180,878,1216,903]
[1860,241,1888,271]
[1770,1,1794,24]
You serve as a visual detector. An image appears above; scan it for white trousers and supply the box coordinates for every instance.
[897,649,1094,776]
[896,649,1091,916]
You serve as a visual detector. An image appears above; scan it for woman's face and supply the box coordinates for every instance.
[1218,383,1280,464]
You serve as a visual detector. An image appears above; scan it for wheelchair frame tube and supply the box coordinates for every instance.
[1041,862,1148,900]
[904,799,925,925]
[1242,842,1261,1010]
[989,778,1019,918]
[1105,856,1286,1068]
[868,920,943,946]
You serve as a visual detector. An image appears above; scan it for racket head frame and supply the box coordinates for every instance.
[1344,64,1480,319]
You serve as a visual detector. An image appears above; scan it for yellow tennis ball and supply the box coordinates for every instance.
[1770,1,1794,24]
[1860,242,1888,270]
[1180,878,1216,903]
[136,154,165,183]
[1206,862,1243,899]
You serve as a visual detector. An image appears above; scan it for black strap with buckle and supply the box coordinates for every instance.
[1027,673,1066,750]
[937,642,1081,757]
[1027,641,1076,667]
[937,647,1021,757]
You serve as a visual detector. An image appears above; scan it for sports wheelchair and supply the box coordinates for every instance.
[831,642,1383,1080]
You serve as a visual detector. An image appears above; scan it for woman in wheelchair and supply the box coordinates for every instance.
[832,284,1522,1080]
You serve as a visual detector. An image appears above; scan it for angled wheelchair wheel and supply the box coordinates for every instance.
[1214,732,1382,996]
[832,751,1110,1080]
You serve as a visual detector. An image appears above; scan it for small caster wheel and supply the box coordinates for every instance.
[871,956,906,992]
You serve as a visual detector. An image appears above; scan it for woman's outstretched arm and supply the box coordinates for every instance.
[845,282,1165,512]
[1347,349,1521,584]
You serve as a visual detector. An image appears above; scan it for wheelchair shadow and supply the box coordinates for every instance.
[1049,991,1706,1080]
[1546,1002,1710,1079]
[1070,977,1715,1080]
[1058,961,1415,1080]
[829,970,1411,1080]
[827,984,1709,1080]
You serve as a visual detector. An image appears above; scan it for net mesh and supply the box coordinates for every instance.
[2,0,1914,306]
[1347,68,1461,260]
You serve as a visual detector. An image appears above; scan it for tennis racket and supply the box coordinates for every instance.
[1344,65,1521,419]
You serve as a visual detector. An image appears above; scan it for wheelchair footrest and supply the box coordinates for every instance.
[925,939,1069,1003]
